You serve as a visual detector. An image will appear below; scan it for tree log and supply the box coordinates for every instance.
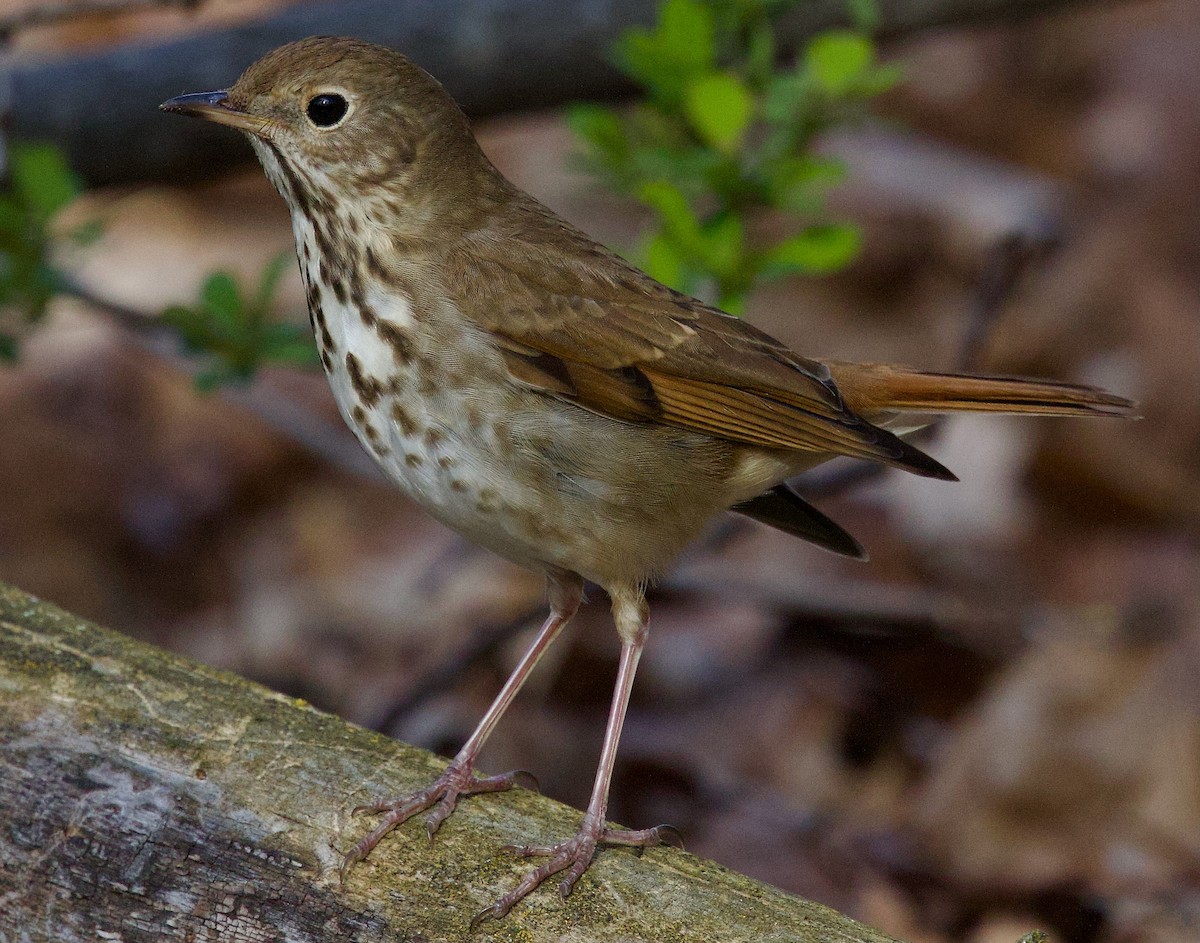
[0,581,904,942]
[7,0,1117,187]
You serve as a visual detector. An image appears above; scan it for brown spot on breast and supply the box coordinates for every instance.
[476,488,498,514]
[375,320,414,364]
[268,143,310,214]
[450,480,468,492]
[345,352,385,407]
[351,405,366,425]
[423,427,445,447]
[437,456,456,469]
[309,297,334,356]
[356,296,378,328]
[365,247,389,281]
[329,274,348,305]
[405,453,423,467]
[391,403,418,436]
[364,423,381,444]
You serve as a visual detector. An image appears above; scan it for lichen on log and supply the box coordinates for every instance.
[0,582,902,942]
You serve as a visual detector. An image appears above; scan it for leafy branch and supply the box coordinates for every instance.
[0,141,315,384]
[570,0,898,312]
[0,142,99,359]
[161,257,317,391]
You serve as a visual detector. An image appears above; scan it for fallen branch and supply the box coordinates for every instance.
[0,581,903,941]
[7,0,1121,186]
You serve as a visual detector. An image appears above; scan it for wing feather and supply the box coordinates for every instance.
[445,210,953,478]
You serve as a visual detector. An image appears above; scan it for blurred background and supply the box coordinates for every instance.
[1,1,1197,941]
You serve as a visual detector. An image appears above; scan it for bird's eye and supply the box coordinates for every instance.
[306,93,348,127]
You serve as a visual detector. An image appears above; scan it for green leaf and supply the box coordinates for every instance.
[261,323,319,367]
[0,198,26,238]
[639,180,700,243]
[716,288,746,316]
[684,72,755,153]
[254,252,291,314]
[201,272,242,328]
[805,31,875,94]
[699,214,744,278]
[9,143,80,222]
[657,0,716,71]
[160,305,212,351]
[616,0,715,103]
[745,20,776,86]
[567,104,630,163]
[763,223,862,276]
[642,231,686,289]
[765,156,847,212]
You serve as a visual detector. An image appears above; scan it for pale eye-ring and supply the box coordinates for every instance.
[306,93,348,127]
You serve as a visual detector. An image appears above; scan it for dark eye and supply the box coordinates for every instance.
[306,93,348,127]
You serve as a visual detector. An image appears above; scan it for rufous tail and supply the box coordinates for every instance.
[827,363,1136,420]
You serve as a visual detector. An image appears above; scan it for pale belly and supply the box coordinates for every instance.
[315,291,743,585]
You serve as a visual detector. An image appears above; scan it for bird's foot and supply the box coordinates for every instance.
[340,763,538,879]
[471,820,681,926]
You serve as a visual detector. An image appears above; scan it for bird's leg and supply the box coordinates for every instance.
[342,571,582,876]
[473,588,677,925]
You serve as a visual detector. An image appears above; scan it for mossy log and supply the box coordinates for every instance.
[0,582,902,942]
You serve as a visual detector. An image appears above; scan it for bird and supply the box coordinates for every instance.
[162,36,1134,923]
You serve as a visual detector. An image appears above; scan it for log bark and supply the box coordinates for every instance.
[0,581,904,942]
[6,0,1119,187]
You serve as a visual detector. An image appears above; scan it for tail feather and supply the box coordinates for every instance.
[733,483,867,560]
[827,363,1137,419]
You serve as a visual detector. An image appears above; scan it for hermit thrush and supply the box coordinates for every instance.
[162,36,1134,922]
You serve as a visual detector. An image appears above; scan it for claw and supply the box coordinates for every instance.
[483,821,672,918]
[469,903,505,930]
[654,824,684,849]
[510,769,540,793]
[342,763,532,875]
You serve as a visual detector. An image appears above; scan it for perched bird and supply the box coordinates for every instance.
[162,36,1134,922]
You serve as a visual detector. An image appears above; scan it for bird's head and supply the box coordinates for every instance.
[161,36,480,211]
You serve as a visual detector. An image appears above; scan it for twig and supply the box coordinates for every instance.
[0,0,202,42]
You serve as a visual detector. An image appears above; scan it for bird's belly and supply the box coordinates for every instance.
[302,257,743,583]
[322,328,737,582]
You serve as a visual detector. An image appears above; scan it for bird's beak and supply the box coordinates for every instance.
[160,90,271,136]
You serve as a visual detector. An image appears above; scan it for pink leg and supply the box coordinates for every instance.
[472,587,679,926]
[342,571,582,877]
